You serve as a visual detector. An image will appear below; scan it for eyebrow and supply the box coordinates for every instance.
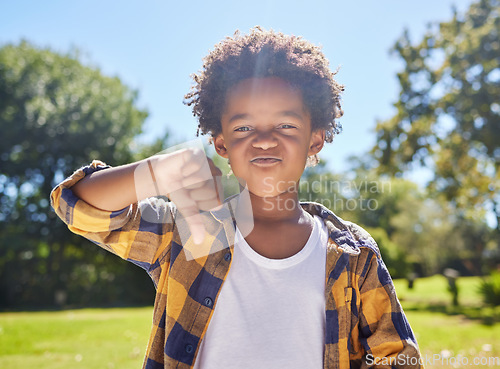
[279,110,305,121]
[228,113,251,124]
[227,110,305,124]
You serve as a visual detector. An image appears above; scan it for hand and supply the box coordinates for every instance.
[151,148,223,244]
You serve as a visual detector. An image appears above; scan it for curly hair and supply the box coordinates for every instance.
[184,27,344,145]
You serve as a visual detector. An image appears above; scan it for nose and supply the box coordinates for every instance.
[252,130,278,150]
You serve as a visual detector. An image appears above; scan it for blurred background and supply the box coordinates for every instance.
[0,0,499,368]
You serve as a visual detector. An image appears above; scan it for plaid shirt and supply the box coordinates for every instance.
[50,161,423,369]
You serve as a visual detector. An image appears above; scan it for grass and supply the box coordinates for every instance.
[394,275,500,368]
[405,311,500,367]
[393,274,484,307]
[0,276,499,368]
[0,307,152,369]
[394,275,500,324]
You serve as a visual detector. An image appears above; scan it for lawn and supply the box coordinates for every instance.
[0,307,152,369]
[394,275,500,368]
[0,276,499,368]
[393,274,484,307]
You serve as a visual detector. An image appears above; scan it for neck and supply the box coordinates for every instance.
[248,188,304,223]
[233,185,315,259]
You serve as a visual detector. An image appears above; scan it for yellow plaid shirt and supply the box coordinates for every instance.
[50,161,423,369]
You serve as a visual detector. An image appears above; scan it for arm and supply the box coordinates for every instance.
[71,159,153,211]
[50,160,173,279]
[68,149,223,243]
[50,149,223,276]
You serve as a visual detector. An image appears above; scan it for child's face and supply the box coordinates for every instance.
[214,77,324,197]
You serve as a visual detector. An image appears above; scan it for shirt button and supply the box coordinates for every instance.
[185,344,194,354]
[224,252,231,262]
[204,297,213,307]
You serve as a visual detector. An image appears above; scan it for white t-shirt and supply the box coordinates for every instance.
[194,215,328,369]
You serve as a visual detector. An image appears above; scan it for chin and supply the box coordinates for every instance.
[247,184,298,199]
[234,173,300,198]
[249,190,281,198]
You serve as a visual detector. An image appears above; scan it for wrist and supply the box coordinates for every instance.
[134,157,162,200]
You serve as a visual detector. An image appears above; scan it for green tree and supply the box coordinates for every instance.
[372,0,499,236]
[0,41,152,308]
[300,159,490,277]
[299,163,413,277]
[343,172,465,276]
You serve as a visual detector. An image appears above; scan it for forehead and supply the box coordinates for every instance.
[223,77,306,113]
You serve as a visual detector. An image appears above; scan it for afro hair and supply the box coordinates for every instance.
[184,27,344,146]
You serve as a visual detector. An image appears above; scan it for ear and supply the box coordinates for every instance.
[308,129,325,156]
[213,134,229,158]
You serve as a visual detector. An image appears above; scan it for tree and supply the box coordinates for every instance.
[340,170,472,277]
[300,157,490,277]
[372,0,499,237]
[299,162,413,277]
[0,41,151,308]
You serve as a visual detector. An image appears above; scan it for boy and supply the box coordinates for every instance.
[50,28,423,368]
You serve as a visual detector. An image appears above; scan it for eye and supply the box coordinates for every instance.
[278,124,297,129]
[234,126,252,132]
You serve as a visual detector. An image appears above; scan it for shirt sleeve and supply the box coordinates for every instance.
[357,249,423,369]
[50,160,175,284]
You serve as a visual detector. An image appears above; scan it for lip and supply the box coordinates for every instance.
[250,157,282,166]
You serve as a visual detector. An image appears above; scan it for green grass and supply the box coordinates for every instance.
[405,311,500,368]
[394,275,500,368]
[394,275,500,324]
[393,275,484,307]
[1,276,499,369]
[0,307,152,369]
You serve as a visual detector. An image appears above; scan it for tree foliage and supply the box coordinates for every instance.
[300,165,412,277]
[301,161,492,277]
[0,41,152,308]
[372,0,500,231]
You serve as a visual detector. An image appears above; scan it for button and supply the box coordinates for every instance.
[185,344,194,354]
[204,297,213,307]
[224,252,231,262]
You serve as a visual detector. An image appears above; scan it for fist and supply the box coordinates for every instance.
[150,148,223,244]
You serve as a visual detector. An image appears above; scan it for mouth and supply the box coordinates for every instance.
[250,157,282,166]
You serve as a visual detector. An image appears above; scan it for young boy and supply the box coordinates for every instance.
[50,28,423,369]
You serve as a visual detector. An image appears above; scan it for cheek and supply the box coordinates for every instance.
[287,137,311,160]
[226,138,247,160]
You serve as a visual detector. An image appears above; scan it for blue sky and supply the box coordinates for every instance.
[1,0,474,174]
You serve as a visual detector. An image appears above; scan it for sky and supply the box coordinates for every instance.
[0,0,475,175]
